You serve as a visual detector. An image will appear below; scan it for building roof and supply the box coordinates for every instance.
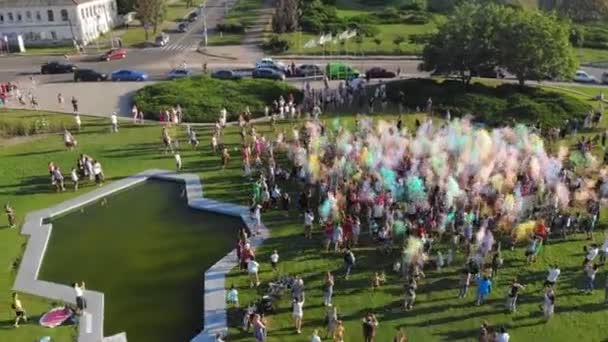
[0,0,100,7]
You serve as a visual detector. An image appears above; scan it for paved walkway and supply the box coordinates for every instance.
[15,169,269,342]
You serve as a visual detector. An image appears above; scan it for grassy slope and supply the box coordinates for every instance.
[207,0,264,46]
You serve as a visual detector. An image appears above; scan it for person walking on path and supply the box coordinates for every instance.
[4,203,16,228]
[506,278,525,312]
[71,96,78,113]
[361,312,379,342]
[73,281,87,315]
[11,293,27,328]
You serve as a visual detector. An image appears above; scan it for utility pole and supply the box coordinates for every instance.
[202,2,207,48]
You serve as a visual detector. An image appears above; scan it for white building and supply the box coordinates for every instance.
[0,0,119,46]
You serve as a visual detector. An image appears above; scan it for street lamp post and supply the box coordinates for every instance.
[201,2,208,49]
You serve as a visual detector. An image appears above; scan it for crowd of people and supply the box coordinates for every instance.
[47,153,105,192]
[216,103,608,342]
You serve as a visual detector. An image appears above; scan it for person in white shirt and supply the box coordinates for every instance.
[310,328,321,342]
[70,167,79,191]
[247,258,260,288]
[496,326,510,342]
[251,204,262,235]
[270,250,279,272]
[93,160,104,186]
[110,112,118,133]
[292,295,305,334]
[304,209,314,239]
[586,244,600,263]
[174,153,182,171]
[74,114,81,131]
[600,235,608,264]
[73,281,87,315]
[544,265,560,287]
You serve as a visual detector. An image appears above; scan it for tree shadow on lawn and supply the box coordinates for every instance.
[9,149,65,157]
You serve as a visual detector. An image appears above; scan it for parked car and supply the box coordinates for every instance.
[111,69,148,81]
[74,69,107,82]
[187,12,198,22]
[252,68,286,81]
[601,72,608,85]
[40,61,76,74]
[574,70,596,83]
[100,48,127,61]
[257,64,287,74]
[325,62,359,80]
[292,64,323,77]
[155,33,170,47]
[256,58,287,71]
[167,68,192,79]
[178,22,189,33]
[365,67,396,79]
[211,69,243,80]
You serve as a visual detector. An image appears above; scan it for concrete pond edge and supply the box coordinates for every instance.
[13,169,269,342]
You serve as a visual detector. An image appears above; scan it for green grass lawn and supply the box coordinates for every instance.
[207,33,243,46]
[575,47,608,65]
[2,103,608,342]
[16,45,77,56]
[212,0,265,45]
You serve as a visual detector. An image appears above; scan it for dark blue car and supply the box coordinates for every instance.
[111,69,148,81]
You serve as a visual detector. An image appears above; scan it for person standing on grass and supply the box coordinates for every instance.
[544,264,560,287]
[458,269,471,298]
[221,147,230,169]
[326,306,338,339]
[404,278,417,311]
[74,113,81,131]
[53,167,66,192]
[583,262,599,294]
[226,284,239,308]
[506,278,525,313]
[110,112,119,133]
[5,203,16,228]
[496,326,510,342]
[93,160,104,186]
[70,167,79,191]
[73,281,86,315]
[270,250,279,273]
[344,247,356,280]
[333,223,343,253]
[475,274,492,306]
[599,233,608,265]
[11,293,27,328]
[252,314,266,342]
[292,295,305,334]
[393,327,406,342]
[174,153,182,171]
[323,271,334,307]
[543,286,555,319]
[304,209,314,239]
[281,192,291,217]
[333,320,345,342]
[247,258,260,288]
[361,312,378,342]
[310,329,322,342]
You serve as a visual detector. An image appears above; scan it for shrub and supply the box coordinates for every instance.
[570,27,585,47]
[384,79,589,128]
[409,33,434,44]
[217,20,245,34]
[260,35,291,53]
[400,0,427,11]
[403,11,432,24]
[427,0,459,13]
[133,77,302,122]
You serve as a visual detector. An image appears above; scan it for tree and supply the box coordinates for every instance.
[151,0,167,34]
[393,35,405,52]
[373,37,382,52]
[272,0,299,33]
[421,2,503,85]
[558,0,608,22]
[135,0,155,41]
[498,10,576,87]
[117,0,136,15]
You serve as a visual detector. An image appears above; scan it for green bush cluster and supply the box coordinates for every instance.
[217,20,245,34]
[132,77,302,122]
[578,25,608,50]
[385,79,590,128]
[260,35,291,53]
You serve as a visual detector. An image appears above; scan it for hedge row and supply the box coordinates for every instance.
[132,77,302,123]
[385,79,590,128]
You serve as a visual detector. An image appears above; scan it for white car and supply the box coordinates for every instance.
[574,70,597,83]
[255,58,287,72]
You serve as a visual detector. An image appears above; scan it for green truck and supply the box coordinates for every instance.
[325,62,360,80]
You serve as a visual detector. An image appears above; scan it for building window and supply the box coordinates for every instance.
[36,11,41,21]
[0,13,4,24]
[61,9,68,21]
[8,12,13,22]
[111,2,115,10]
[16,12,22,21]
[47,10,54,22]
[81,9,85,19]
[50,31,57,40]
[25,11,31,21]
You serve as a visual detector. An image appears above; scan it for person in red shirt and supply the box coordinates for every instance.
[535,219,547,241]
[324,221,334,252]
[343,216,353,246]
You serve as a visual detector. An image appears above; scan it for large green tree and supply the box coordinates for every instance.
[498,10,577,86]
[421,2,503,85]
[558,0,608,21]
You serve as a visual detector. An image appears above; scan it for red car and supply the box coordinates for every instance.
[100,48,126,61]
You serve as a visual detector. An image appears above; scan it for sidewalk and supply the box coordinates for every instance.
[271,54,422,61]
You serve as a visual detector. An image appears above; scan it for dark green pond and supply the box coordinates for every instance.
[39,180,240,341]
